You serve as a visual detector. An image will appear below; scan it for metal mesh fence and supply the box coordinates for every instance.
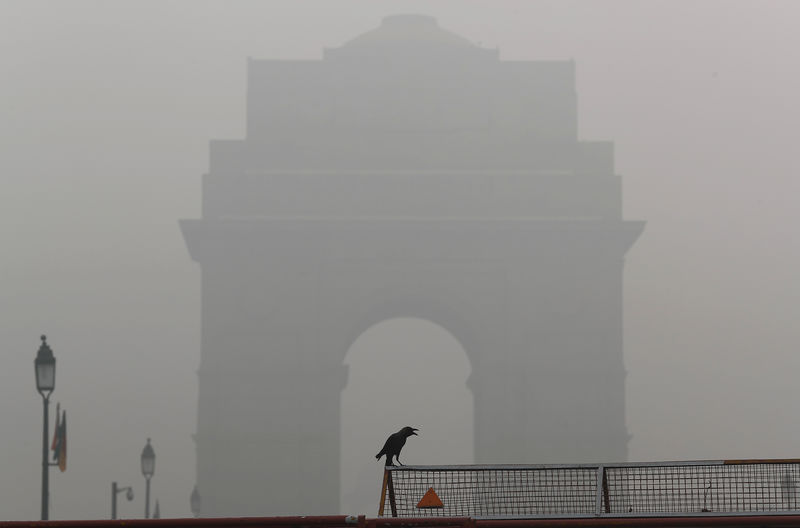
[378,460,800,518]
[605,461,800,514]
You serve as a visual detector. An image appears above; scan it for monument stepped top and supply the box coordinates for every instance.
[339,14,476,50]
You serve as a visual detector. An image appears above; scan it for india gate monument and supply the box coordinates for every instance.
[181,14,643,517]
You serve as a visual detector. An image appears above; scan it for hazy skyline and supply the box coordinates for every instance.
[2,0,800,520]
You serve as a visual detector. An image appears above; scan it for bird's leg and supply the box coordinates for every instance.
[396,456,404,466]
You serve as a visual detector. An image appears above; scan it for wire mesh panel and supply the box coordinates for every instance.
[605,461,800,514]
[379,460,800,518]
[381,465,597,517]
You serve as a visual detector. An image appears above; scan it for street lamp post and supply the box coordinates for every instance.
[111,482,134,519]
[190,486,201,518]
[140,438,155,518]
[34,335,56,521]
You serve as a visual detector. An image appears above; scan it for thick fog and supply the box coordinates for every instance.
[2,0,800,520]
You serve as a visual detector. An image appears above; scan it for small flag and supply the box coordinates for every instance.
[57,410,67,472]
[417,487,443,509]
[51,403,60,454]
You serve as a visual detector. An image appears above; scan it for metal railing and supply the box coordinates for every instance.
[379,460,800,518]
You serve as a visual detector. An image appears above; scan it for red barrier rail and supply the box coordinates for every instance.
[6,515,800,528]
[478,516,800,528]
[0,516,471,528]
[0,516,362,528]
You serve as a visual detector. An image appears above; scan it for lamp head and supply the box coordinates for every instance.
[140,438,155,478]
[34,335,56,396]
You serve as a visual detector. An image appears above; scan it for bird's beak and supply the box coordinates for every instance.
[412,428,419,435]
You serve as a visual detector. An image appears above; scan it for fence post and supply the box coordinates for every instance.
[595,465,605,516]
[378,470,389,516]
[387,469,398,517]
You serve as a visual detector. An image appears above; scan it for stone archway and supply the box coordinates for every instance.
[180,14,644,518]
[340,317,473,514]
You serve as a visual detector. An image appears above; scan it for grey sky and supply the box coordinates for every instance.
[2,0,800,520]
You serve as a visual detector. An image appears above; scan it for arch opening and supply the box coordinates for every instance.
[340,317,474,514]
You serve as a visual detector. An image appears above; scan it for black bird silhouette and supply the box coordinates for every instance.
[376,426,418,466]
